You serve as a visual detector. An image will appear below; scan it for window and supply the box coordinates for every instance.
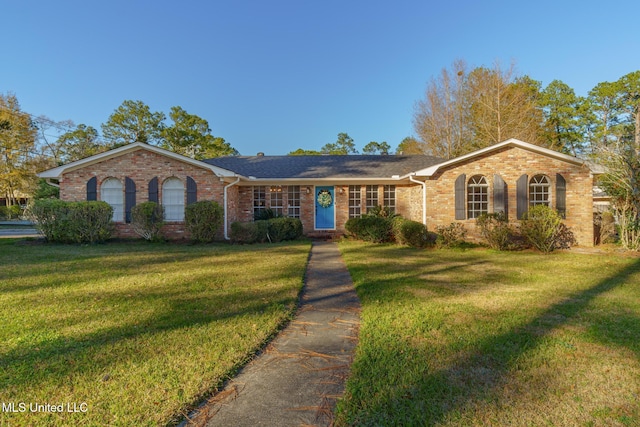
[270,186,284,216]
[366,185,378,213]
[101,178,123,222]
[287,186,300,218]
[163,178,185,221]
[529,175,550,207]
[253,186,266,219]
[383,185,396,213]
[348,185,361,218]
[467,175,488,218]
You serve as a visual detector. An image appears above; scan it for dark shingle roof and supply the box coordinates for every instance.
[203,155,444,179]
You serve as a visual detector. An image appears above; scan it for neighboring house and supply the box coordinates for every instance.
[37,138,599,246]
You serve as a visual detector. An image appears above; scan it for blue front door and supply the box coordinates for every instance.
[315,186,335,229]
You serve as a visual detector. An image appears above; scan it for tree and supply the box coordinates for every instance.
[32,116,74,166]
[395,136,426,154]
[588,80,624,147]
[362,141,390,155]
[467,64,544,150]
[288,148,322,155]
[0,93,38,206]
[101,100,166,146]
[593,71,640,250]
[539,80,589,156]
[413,59,470,158]
[321,132,358,155]
[56,124,108,163]
[160,106,237,159]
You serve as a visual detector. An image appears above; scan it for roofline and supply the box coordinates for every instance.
[37,142,239,179]
[235,177,410,185]
[413,138,589,177]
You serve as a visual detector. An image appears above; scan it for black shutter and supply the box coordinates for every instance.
[454,174,466,220]
[87,177,97,201]
[186,176,197,205]
[556,173,566,218]
[125,177,136,223]
[516,174,528,219]
[148,177,159,203]
[493,174,507,217]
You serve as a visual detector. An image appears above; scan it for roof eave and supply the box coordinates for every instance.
[36,142,238,179]
[412,138,590,177]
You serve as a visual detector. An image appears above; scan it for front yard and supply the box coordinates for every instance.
[0,239,311,426]
[3,237,640,426]
[335,241,640,426]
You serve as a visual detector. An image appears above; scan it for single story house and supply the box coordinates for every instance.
[37,138,599,246]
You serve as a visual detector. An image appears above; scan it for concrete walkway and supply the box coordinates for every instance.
[186,241,361,427]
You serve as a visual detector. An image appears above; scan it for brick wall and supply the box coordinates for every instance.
[423,146,594,246]
[60,148,224,239]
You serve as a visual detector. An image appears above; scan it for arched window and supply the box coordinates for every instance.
[467,175,488,219]
[529,175,550,207]
[101,178,123,222]
[163,178,184,221]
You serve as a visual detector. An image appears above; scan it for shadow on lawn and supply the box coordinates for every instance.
[340,243,640,425]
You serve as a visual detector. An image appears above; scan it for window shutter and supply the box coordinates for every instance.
[87,177,97,201]
[125,177,136,223]
[454,174,466,220]
[556,173,566,218]
[516,174,528,219]
[186,176,197,205]
[148,177,159,203]
[493,174,507,217]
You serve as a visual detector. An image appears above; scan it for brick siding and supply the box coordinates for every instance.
[60,149,224,239]
[422,146,594,246]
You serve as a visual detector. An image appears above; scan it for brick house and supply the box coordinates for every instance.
[37,138,598,246]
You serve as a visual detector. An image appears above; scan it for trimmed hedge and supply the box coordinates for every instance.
[392,217,430,248]
[230,217,303,244]
[185,200,224,243]
[345,215,393,243]
[29,199,114,243]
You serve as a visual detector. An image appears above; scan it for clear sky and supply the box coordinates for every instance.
[2,0,639,156]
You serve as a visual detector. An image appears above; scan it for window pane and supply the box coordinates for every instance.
[349,185,361,218]
[163,178,184,221]
[467,175,488,219]
[287,186,300,218]
[101,178,123,222]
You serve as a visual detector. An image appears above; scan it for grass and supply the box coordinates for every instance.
[0,238,311,426]
[335,241,640,427]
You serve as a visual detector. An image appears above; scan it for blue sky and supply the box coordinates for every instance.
[2,0,639,156]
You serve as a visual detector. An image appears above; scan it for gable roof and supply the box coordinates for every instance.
[412,138,591,177]
[37,142,237,179]
[203,154,444,180]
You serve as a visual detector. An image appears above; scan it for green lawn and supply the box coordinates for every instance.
[336,241,640,427]
[0,239,311,426]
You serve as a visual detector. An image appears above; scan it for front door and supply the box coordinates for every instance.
[315,186,335,229]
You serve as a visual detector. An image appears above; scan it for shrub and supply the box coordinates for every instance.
[392,217,430,248]
[436,222,467,248]
[267,217,303,242]
[29,199,113,243]
[230,221,269,244]
[476,212,515,250]
[185,200,224,243]
[254,208,282,221]
[366,205,398,219]
[520,204,576,253]
[131,202,165,241]
[346,215,393,243]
